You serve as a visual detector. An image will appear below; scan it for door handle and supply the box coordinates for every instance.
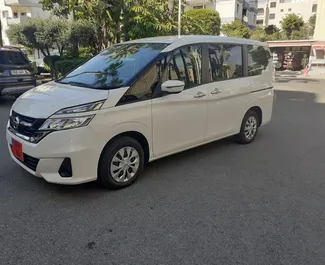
[211,88,221,95]
[194,91,206,98]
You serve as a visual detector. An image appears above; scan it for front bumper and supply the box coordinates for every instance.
[6,125,106,185]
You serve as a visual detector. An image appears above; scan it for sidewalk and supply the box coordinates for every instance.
[276,70,325,80]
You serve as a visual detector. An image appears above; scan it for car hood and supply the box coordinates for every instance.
[12,82,109,118]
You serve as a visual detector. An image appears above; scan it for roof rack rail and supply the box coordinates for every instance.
[1,45,22,51]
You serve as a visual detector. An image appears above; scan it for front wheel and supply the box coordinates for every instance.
[235,110,259,144]
[98,136,145,189]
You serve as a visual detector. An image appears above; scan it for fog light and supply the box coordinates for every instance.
[59,158,73,178]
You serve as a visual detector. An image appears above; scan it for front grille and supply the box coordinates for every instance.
[23,153,40,171]
[9,111,46,137]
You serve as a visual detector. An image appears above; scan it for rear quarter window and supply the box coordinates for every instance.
[247,45,271,76]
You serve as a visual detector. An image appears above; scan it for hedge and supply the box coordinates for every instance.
[55,58,88,77]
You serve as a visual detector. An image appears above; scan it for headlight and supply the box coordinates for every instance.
[55,100,105,115]
[39,116,94,131]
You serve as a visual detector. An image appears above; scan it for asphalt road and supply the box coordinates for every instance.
[1,78,325,265]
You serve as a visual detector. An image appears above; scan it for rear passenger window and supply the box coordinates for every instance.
[247,45,271,76]
[208,44,243,81]
[168,45,202,89]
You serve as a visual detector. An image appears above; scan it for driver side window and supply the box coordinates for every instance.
[166,45,202,89]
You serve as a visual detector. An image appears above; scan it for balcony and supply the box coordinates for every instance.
[7,16,30,25]
[5,0,32,5]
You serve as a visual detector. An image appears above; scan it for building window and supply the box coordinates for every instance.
[208,44,243,81]
[193,5,203,9]
[2,11,9,18]
[253,14,256,23]
[236,3,239,13]
[20,12,26,16]
[270,2,276,8]
[13,12,18,18]
[256,19,264,25]
[280,9,284,12]
[288,8,292,11]
[269,13,275,19]
[257,8,264,15]
[312,4,317,12]
[247,45,271,76]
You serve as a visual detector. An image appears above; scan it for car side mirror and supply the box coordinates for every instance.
[161,80,185,94]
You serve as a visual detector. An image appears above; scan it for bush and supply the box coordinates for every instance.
[55,58,88,77]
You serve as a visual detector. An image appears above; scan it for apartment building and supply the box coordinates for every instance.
[186,0,258,29]
[257,0,318,28]
[0,0,51,46]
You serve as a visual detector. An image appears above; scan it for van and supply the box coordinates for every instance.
[6,36,274,189]
[0,46,36,97]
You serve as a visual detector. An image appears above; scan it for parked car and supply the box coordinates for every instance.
[6,36,274,189]
[0,46,36,98]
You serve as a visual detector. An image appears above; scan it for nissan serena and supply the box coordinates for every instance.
[7,36,274,189]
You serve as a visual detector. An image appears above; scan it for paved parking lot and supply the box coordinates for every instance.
[1,78,325,265]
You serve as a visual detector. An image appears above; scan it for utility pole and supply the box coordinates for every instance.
[178,0,181,37]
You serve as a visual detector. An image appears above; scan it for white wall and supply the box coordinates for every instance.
[262,0,317,28]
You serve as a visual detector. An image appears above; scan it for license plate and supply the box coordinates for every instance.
[12,139,24,161]
[10,70,27,75]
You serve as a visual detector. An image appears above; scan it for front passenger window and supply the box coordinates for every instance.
[119,56,167,104]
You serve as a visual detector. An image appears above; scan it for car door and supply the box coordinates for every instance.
[151,45,208,157]
[205,43,251,141]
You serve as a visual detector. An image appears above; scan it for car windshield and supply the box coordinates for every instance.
[58,43,169,90]
[0,50,29,65]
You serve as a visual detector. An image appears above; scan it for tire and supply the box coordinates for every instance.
[235,110,259,144]
[98,136,145,189]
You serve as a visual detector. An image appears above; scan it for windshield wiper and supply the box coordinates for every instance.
[64,81,95,89]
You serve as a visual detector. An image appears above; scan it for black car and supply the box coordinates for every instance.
[0,46,36,97]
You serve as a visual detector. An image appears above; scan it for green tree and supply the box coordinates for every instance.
[126,0,182,39]
[7,18,95,75]
[182,9,221,35]
[280,14,304,39]
[265,24,279,35]
[221,21,250,39]
[250,25,281,41]
[39,0,71,18]
[250,27,267,41]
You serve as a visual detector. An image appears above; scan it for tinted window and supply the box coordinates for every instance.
[270,2,276,7]
[167,45,202,89]
[208,44,243,81]
[58,43,168,90]
[119,56,168,104]
[0,50,29,65]
[247,45,271,76]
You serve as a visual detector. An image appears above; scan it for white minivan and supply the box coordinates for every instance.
[6,36,274,189]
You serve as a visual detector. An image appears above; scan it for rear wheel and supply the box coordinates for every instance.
[98,136,144,189]
[235,110,259,144]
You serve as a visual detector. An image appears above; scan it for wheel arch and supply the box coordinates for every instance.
[247,106,262,126]
[99,131,151,164]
